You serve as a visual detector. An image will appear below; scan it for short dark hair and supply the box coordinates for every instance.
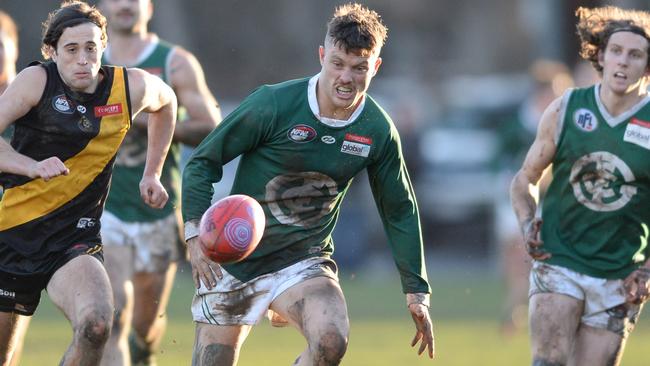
[0,10,18,49]
[326,3,387,55]
[41,1,107,59]
[576,6,650,73]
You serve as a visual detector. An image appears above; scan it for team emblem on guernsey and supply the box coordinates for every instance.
[569,151,636,212]
[265,172,338,228]
[78,116,93,133]
[52,94,74,114]
[573,108,598,132]
[288,124,317,143]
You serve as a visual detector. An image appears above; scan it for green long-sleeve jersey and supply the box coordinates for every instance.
[182,75,429,294]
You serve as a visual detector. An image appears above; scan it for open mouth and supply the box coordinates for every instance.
[613,71,627,80]
[336,86,354,98]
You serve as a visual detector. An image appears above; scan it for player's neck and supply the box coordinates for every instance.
[599,81,649,117]
[105,30,157,66]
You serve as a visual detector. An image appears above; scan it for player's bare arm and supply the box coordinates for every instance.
[127,67,177,208]
[510,96,562,260]
[0,66,69,181]
[406,293,435,359]
[169,48,221,146]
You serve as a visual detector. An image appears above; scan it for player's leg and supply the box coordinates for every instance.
[571,325,625,366]
[7,315,30,366]
[0,313,26,366]
[571,289,643,366]
[528,262,585,365]
[270,276,350,366]
[129,213,181,365]
[191,323,252,366]
[130,263,176,365]
[47,254,114,365]
[529,293,582,364]
[101,244,135,366]
[99,211,135,366]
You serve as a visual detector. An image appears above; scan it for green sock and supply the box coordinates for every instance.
[129,332,155,366]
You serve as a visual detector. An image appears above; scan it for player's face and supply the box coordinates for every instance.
[318,39,382,119]
[599,31,650,95]
[0,30,17,81]
[51,23,104,93]
[101,0,151,33]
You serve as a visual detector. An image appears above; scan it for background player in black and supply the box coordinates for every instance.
[0,2,176,365]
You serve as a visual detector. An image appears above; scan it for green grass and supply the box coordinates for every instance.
[18,269,650,365]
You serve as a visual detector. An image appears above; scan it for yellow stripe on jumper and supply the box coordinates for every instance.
[0,68,130,231]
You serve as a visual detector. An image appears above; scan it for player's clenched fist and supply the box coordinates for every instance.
[30,157,70,181]
[139,175,169,209]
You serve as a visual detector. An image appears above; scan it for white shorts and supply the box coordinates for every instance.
[100,211,182,273]
[192,257,338,326]
[529,261,642,336]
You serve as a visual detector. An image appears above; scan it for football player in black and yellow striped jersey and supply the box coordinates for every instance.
[0,2,176,365]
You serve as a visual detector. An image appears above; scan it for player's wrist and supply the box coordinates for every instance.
[184,219,201,242]
[406,293,430,308]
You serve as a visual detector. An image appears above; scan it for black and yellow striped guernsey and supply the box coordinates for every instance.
[0,61,131,274]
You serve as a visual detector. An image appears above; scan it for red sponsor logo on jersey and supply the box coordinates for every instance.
[631,118,650,128]
[94,104,123,117]
[344,133,372,145]
[143,67,163,78]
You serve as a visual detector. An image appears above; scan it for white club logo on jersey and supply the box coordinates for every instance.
[321,136,336,144]
[569,151,637,212]
[265,172,338,228]
[573,108,598,132]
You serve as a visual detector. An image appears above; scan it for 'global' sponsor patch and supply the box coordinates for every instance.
[624,118,650,149]
[341,140,370,157]
[287,124,317,143]
[94,103,123,117]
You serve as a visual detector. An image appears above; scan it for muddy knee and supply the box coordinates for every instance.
[311,329,348,365]
[77,311,113,347]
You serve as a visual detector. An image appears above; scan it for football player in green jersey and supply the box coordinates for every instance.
[511,6,650,366]
[97,0,221,364]
[182,3,434,365]
[0,2,176,365]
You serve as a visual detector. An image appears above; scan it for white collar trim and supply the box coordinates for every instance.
[308,74,365,128]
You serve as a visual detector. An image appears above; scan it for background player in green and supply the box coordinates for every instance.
[0,1,177,365]
[98,0,221,364]
[511,6,650,365]
[182,3,434,365]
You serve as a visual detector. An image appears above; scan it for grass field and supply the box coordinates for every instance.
[19,266,650,365]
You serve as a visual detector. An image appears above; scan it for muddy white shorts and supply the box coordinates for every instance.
[529,261,642,336]
[192,257,338,326]
[100,211,182,273]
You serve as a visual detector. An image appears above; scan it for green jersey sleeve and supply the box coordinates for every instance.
[367,123,430,294]
[182,86,276,222]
